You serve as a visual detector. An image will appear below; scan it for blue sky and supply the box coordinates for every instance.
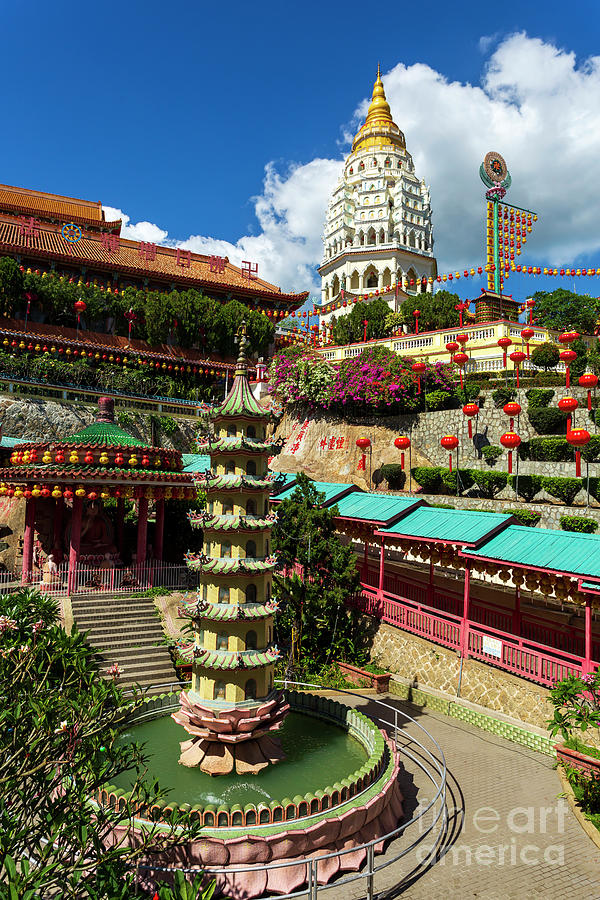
[1,1,600,305]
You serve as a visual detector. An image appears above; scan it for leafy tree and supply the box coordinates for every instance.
[272,474,363,673]
[531,341,560,371]
[331,297,392,344]
[587,340,600,375]
[399,290,463,332]
[570,337,589,379]
[0,256,24,315]
[0,588,207,899]
[532,289,600,335]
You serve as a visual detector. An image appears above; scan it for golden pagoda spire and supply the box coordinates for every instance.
[351,65,405,152]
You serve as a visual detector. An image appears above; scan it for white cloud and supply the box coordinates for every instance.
[103,34,600,295]
[103,206,168,245]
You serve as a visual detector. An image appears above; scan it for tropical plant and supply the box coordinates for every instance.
[530,341,560,372]
[399,290,463,332]
[332,296,393,344]
[560,515,598,533]
[0,256,24,315]
[0,588,208,899]
[505,508,541,527]
[532,289,600,335]
[272,474,363,673]
[547,671,600,742]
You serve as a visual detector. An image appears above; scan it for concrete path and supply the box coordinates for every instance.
[325,693,600,900]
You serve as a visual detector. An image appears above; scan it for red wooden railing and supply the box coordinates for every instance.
[352,586,589,688]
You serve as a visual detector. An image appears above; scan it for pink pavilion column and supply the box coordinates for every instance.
[52,497,64,563]
[584,597,593,674]
[460,560,471,657]
[362,537,369,581]
[378,536,385,596]
[512,584,522,637]
[136,497,149,567]
[115,498,125,556]
[154,498,165,562]
[68,496,83,595]
[428,557,435,605]
[21,497,36,584]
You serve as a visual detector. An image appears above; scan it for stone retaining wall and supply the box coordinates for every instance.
[415,491,600,529]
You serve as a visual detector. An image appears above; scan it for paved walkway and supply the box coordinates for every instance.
[325,693,600,900]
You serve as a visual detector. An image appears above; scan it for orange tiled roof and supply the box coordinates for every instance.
[0,184,121,229]
[0,214,307,304]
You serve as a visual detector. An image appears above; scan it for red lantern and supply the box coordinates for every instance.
[453,351,469,389]
[84,453,94,465]
[440,434,459,471]
[55,452,65,464]
[455,333,469,346]
[411,360,426,394]
[509,349,526,388]
[520,326,534,358]
[74,300,87,314]
[503,401,522,430]
[558,395,578,431]
[567,428,590,477]
[497,336,512,367]
[579,372,599,411]
[413,309,420,334]
[356,437,371,473]
[559,330,579,345]
[446,341,459,354]
[394,435,410,469]
[462,402,479,439]
[559,349,577,388]
[500,431,521,474]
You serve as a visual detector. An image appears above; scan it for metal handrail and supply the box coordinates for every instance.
[134,680,449,898]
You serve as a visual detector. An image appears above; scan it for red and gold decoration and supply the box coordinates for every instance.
[356,437,371,473]
[440,434,459,472]
[462,403,479,439]
[394,435,411,470]
[500,431,521,475]
[567,428,591,478]
[579,372,599,412]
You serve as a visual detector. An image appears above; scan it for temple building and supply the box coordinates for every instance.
[318,66,437,326]
[0,182,308,317]
[173,326,288,775]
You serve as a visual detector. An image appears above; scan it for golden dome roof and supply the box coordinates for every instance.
[351,65,405,153]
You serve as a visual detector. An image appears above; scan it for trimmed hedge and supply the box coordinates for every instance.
[527,407,568,435]
[588,477,600,501]
[440,468,474,494]
[425,390,455,411]
[481,445,502,466]
[380,464,406,489]
[560,515,598,534]
[541,476,582,505]
[505,508,542,527]
[525,388,555,409]
[529,438,572,462]
[508,474,542,501]
[583,435,600,463]
[411,466,443,492]
[470,470,508,498]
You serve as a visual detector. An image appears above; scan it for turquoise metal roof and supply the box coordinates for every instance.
[378,506,512,546]
[464,525,600,579]
[0,436,21,449]
[271,479,359,505]
[580,580,600,594]
[332,492,421,524]
[182,453,211,473]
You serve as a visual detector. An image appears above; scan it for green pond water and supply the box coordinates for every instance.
[113,712,367,808]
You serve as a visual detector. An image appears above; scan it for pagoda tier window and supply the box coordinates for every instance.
[217,632,228,650]
[246,630,257,651]
[246,459,257,476]
[227,425,237,437]
[226,461,235,474]
[245,678,257,700]
[222,500,233,515]
[245,584,257,604]
[218,587,230,604]
[214,680,226,700]
[266,539,270,556]
[222,542,232,558]
[246,425,256,438]
[208,501,214,514]
[245,540,257,559]
[266,582,271,602]
[196,629,204,648]
[202,584,207,602]
[246,499,257,515]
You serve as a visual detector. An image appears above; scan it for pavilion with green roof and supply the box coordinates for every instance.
[0,396,195,590]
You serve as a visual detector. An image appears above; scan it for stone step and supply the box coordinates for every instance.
[97,646,172,662]
[74,611,160,627]
[90,634,165,649]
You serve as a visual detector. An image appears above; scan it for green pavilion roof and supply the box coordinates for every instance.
[192,647,280,670]
[214,371,267,419]
[462,525,600,580]
[62,421,146,447]
[204,474,274,491]
[179,600,277,622]
[201,436,274,453]
[271,479,360,505]
[185,554,278,575]
[182,453,211,473]
[331,492,422,525]
[189,512,274,531]
[376,506,513,547]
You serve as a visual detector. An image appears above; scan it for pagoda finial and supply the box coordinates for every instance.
[364,64,392,128]
[235,321,248,375]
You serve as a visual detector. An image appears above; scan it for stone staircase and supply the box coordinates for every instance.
[70,594,179,690]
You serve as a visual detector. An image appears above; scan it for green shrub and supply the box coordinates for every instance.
[481,445,502,466]
[411,466,443,492]
[517,440,530,460]
[505,508,541,527]
[588,477,600,501]
[425,390,455,411]
[541,476,582,505]
[509,474,542,501]
[525,388,555,409]
[470,470,508,498]
[491,387,516,408]
[527,407,568,435]
[582,435,600,463]
[380,464,406,489]
[427,502,455,509]
[462,380,481,402]
[559,515,598,534]
[529,437,572,461]
[440,468,474,494]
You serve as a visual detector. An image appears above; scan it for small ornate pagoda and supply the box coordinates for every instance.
[173,325,288,776]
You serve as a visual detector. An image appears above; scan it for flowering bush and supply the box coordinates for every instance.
[269,345,458,415]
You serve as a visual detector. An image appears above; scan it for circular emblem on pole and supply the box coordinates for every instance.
[62,222,82,244]
[483,151,508,184]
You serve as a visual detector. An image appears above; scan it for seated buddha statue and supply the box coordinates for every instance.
[79,500,118,561]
